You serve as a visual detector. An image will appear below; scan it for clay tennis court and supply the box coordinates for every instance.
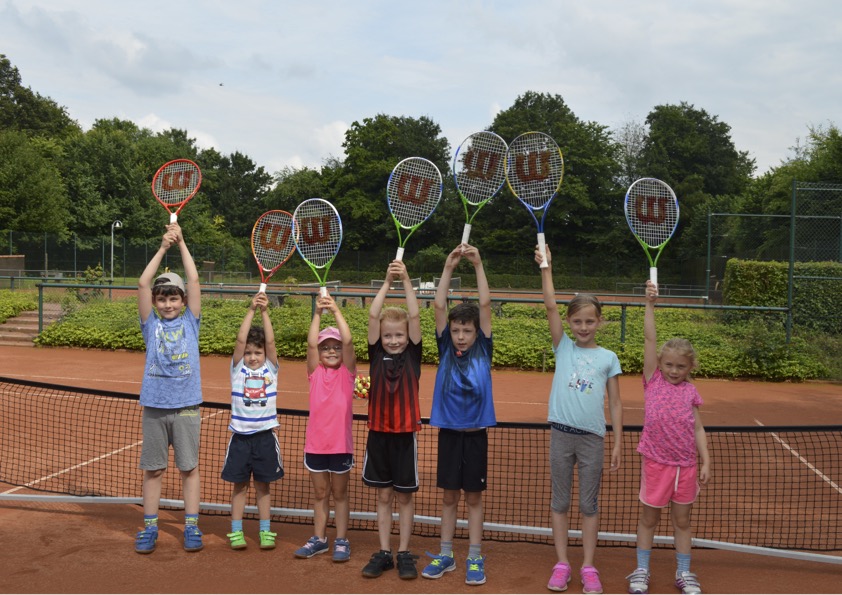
[1,345,840,593]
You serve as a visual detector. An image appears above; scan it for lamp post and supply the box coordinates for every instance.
[110,220,123,284]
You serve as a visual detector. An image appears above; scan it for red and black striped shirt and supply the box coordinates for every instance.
[366,338,422,433]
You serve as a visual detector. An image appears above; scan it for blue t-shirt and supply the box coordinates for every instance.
[430,325,496,430]
[139,309,202,409]
[548,332,621,437]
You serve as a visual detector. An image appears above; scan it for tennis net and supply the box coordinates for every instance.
[1,377,840,557]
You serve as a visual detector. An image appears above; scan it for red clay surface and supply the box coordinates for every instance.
[1,345,841,593]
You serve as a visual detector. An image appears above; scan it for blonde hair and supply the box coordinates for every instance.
[660,338,698,370]
[380,307,408,324]
[565,294,603,318]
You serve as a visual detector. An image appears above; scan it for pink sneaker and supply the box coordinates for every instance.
[547,562,571,592]
[580,566,603,594]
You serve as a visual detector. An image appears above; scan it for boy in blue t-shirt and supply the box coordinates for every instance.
[423,243,495,586]
[135,222,203,554]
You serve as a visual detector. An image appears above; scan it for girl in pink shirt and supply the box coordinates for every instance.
[294,293,357,563]
[627,281,711,595]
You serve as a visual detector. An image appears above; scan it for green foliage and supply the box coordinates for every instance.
[34,296,841,381]
[0,290,37,323]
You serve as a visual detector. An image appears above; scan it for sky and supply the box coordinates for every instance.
[2,0,840,177]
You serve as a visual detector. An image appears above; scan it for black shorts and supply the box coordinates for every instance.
[362,430,419,493]
[304,452,355,474]
[436,428,488,492]
[221,430,284,483]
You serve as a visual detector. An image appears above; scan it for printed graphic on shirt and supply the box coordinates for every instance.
[566,352,598,394]
[243,372,269,407]
[148,319,192,378]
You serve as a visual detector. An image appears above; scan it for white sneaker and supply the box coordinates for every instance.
[675,571,702,594]
[626,568,650,594]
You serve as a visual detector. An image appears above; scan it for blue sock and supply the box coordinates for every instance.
[636,547,651,570]
[440,540,453,557]
[143,515,158,531]
[231,519,243,533]
[676,552,691,574]
[185,513,199,528]
[259,519,271,532]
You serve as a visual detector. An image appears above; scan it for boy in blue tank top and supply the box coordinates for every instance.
[422,243,495,586]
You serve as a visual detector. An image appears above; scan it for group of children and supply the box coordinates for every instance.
[133,223,711,595]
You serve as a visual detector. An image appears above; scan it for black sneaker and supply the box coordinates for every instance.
[397,551,419,580]
[362,550,394,578]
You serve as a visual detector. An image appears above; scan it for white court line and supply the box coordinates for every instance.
[754,418,842,495]
[0,409,226,496]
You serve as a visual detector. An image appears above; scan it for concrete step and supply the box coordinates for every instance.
[0,306,63,347]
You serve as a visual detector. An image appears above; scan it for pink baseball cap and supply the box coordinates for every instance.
[317,326,342,344]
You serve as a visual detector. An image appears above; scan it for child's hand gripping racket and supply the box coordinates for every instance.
[251,210,296,293]
[624,177,679,289]
[454,131,508,244]
[292,198,343,310]
[151,159,202,223]
[386,157,443,261]
[505,132,564,268]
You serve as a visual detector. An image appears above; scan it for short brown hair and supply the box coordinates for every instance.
[565,294,602,318]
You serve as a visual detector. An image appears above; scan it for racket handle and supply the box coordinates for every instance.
[461,223,472,245]
[650,267,658,288]
[170,212,178,224]
[320,285,328,315]
[395,246,405,261]
[258,282,267,294]
[537,233,548,269]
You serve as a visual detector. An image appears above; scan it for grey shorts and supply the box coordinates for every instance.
[139,405,201,471]
[549,426,604,516]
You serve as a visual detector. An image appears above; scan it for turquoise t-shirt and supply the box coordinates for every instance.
[548,332,621,437]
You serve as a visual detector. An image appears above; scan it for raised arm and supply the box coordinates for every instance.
[396,260,422,344]
[330,295,357,374]
[258,293,278,368]
[172,222,201,318]
[234,294,260,365]
[538,245,564,347]
[643,280,659,382]
[138,227,177,323]
[368,263,394,345]
[307,295,324,374]
[462,244,491,337]
[435,245,463,336]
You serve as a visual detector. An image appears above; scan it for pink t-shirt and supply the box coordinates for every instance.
[636,368,703,466]
[304,364,354,455]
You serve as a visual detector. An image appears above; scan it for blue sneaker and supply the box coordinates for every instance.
[332,538,351,562]
[135,527,158,554]
[295,536,329,559]
[465,555,486,586]
[421,552,456,579]
[183,525,204,552]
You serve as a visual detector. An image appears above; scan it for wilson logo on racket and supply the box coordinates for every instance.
[395,172,438,205]
[511,151,554,182]
[297,215,334,244]
[257,223,292,251]
[461,148,503,181]
[634,195,670,225]
[160,171,196,192]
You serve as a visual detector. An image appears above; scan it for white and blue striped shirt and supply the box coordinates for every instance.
[229,358,279,434]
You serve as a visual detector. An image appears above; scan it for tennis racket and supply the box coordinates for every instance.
[624,177,679,289]
[151,158,202,223]
[292,198,343,307]
[251,210,296,293]
[386,157,443,260]
[454,131,508,244]
[505,132,564,268]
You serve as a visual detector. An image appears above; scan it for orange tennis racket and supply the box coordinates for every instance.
[151,158,202,223]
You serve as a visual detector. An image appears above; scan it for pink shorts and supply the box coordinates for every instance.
[639,457,699,507]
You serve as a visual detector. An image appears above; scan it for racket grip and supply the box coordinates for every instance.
[169,212,178,224]
[537,233,548,269]
[258,282,267,294]
[395,246,405,261]
[320,285,329,315]
[650,267,658,288]
[461,223,472,245]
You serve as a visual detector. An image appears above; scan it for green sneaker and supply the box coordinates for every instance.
[227,530,247,550]
[259,530,277,550]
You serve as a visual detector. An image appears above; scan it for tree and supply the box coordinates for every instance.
[0,55,80,139]
[612,117,648,189]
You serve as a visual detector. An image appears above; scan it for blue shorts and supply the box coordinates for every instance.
[221,430,284,483]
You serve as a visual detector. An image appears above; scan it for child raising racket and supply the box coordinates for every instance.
[626,280,711,595]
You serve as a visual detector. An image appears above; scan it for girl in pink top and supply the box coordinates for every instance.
[627,280,711,595]
[294,293,357,563]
